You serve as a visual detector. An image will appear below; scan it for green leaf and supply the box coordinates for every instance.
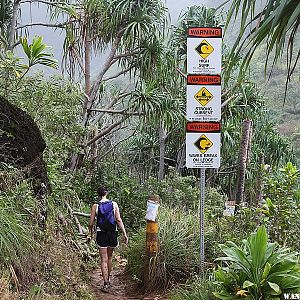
[262,262,271,279]
[268,281,281,295]
[243,280,255,288]
[213,291,236,300]
[247,226,268,268]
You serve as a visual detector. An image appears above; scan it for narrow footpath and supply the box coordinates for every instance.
[90,256,168,300]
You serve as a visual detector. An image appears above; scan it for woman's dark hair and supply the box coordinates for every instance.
[97,187,108,197]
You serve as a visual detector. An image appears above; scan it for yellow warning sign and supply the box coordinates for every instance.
[195,39,214,59]
[194,87,213,106]
[194,134,213,154]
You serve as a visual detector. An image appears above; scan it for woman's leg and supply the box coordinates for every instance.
[99,247,109,283]
[107,247,114,281]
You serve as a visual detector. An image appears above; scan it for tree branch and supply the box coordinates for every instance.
[98,130,137,161]
[86,116,129,146]
[20,0,67,5]
[90,91,131,126]
[83,30,124,126]
[90,97,119,126]
[221,94,239,109]
[73,211,90,218]
[176,68,187,78]
[89,31,123,103]
[17,22,68,30]
[102,64,135,81]
[113,50,141,60]
[65,202,87,234]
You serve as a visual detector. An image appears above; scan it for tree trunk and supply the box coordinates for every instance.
[255,154,265,206]
[69,28,91,172]
[90,127,98,168]
[236,119,252,205]
[8,0,20,50]
[83,32,122,127]
[158,126,167,181]
[83,28,91,111]
[69,32,122,172]
[176,142,185,174]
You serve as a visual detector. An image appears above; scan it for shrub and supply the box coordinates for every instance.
[259,162,300,249]
[169,275,218,300]
[0,169,36,265]
[214,226,300,299]
[126,206,201,290]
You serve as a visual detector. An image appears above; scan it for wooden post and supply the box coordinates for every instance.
[144,195,159,290]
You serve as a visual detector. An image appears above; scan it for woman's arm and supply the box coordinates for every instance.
[89,204,97,238]
[114,203,128,245]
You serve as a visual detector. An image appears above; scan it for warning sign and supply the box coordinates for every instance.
[186,131,220,169]
[194,87,213,106]
[187,75,221,85]
[187,27,222,75]
[186,122,221,132]
[195,40,214,59]
[187,75,221,122]
[187,27,222,38]
[186,27,222,169]
[194,134,213,153]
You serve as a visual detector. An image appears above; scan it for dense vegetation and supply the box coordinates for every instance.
[0,0,299,299]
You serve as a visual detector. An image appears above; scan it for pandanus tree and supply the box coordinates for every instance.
[224,0,300,98]
[129,76,185,181]
[57,0,168,171]
[125,6,222,180]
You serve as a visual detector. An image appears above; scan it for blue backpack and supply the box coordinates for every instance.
[97,201,116,232]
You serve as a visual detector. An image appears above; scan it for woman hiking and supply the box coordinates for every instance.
[89,187,128,293]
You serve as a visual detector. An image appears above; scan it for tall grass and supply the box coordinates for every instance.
[0,200,35,264]
[169,275,217,300]
[0,170,36,265]
[126,207,201,290]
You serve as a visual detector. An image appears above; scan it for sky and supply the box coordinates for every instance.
[19,0,226,75]
[166,0,223,18]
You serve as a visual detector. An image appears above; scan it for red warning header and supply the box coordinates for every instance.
[187,27,222,38]
[187,75,221,85]
[186,122,221,133]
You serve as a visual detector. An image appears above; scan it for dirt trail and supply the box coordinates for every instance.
[91,256,168,300]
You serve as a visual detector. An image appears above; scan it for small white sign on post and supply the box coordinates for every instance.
[187,75,221,122]
[223,201,236,216]
[185,122,221,169]
[145,201,159,222]
[187,27,222,75]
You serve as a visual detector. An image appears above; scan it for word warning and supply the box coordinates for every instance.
[187,75,221,122]
[187,27,222,75]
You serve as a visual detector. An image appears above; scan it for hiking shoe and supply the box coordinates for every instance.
[101,283,110,293]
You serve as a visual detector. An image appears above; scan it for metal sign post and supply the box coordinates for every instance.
[200,168,205,271]
[186,27,222,274]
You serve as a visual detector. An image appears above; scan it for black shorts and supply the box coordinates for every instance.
[96,231,118,248]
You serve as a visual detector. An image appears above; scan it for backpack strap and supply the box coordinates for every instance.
[99,200,114,215]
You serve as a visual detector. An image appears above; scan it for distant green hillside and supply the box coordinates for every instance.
[249,44,300,162]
